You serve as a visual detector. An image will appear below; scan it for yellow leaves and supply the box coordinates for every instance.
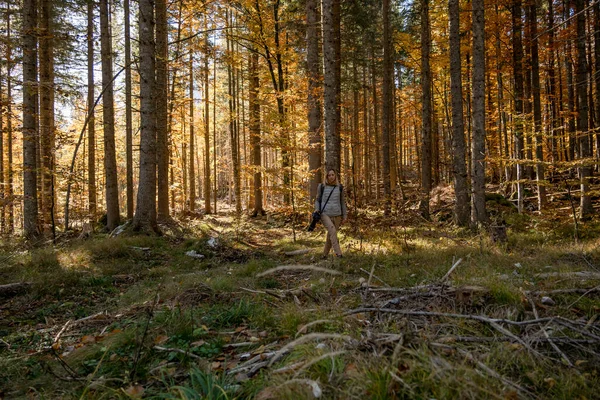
[123,385,144,398]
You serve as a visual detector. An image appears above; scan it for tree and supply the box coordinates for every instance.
[449,0,469,226]
[323,0,340,173]
[22,0,39,239]
[382,0,393,215]
[419,0,432,219]
[576,0,593,217]
[188,51,196,212]
[88,0,97,221]
[512,0,525,213]
[39,0,55,235]
[100,0,120,231]
[471,0,487,224]
[249,51,264,216]
[156,0,169,220]
[306,0,322,201]
[204,32,212,214]
[124,0,134,219]
[133,0,158,232]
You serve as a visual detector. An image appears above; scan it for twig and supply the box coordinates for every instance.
[293,350,347,378]
[526,287,600,295]
[53,319,72,344]
[296,320,335,336]
[527,297,573,367]
[566,284,600,309]
[269,333,352,366]
[441,258,463,282]
[130,285,161,381]
[359,268,390,287]
[153,346,205,360]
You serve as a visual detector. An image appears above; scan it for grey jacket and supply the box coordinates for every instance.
[314,184,347,218]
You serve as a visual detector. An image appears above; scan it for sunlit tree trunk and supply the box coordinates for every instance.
[156,0,169,220]
[133,0,158,231]
[382,0,393,215]
[449,0,469,226]
[100,0,120,231]
[204,32,212,214]
[249,51,263,216]
[22,0,39,239]
[595,1,600,163]
[512,0,525,213]
[306,0,322,202]
[419,0,432,219]
[88,0,97,221]
[471,0,487,224]
[189,51,196,212]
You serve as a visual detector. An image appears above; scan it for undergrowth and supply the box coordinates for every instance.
[0,211,599,399]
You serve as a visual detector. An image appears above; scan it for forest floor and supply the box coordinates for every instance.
[1,192,600,399]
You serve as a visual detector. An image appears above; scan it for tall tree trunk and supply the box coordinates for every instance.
[419,0,432,219]
[133,0,157,231]
[226,13,241,214]
[156,0,169,220]
[382,0,393,215]
[576,0,594,217]
[6,9,14,234]
[527,0,546,211]
[39,0,54,235]
[22,0,39,239]
[548,0,559,165]
[124,0,133,219]
[471,0,487,224]
[100,0,120,231]
[249,51,263,216]
[513,0,525,213]
[306,0,322,202]
[595,1,600,163]
[0,53,4,233]
[322,0,340,173]
[88,0,97,221]
[189,52,196,212]
[449,0,470,226]
[204,33,212,214]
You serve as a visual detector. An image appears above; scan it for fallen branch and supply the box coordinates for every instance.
[268,333,352,366]
[527,296,573,366]
[535,271,600,279]
[153,346,205,361]
[0,282,32,298]
[257,264,341,278]
[296,320,335,336]
[359,267,390,287]
[293,350,347,378]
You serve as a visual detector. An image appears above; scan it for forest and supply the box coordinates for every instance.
[1,0,600,398]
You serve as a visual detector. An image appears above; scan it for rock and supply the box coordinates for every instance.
[541,296,555,306]
[185,250,205,259]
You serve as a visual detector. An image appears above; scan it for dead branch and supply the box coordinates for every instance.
[441,258,463,282]
[527,297,573,366]
[257,264,342,277]
[0,282,32,298]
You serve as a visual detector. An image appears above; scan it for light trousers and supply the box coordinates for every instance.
[320,214,342,256]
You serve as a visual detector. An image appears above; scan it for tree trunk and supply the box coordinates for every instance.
[124,0,133,219]
[526,1,547,211]
[382,0,393,215]
[100,0,120,231]
[449,0,470,226]
[189,51,196,212]
[88,0,97,221]
[548,0,559,165]
[204,33,212,214]
[322,0,340,173]
[39,0,54,235]
[249,51,263,216]
[306,0,322,202]
[595,1,600,164]
[22,0,39,239]
[156,0,169,220]
[512,0,525,213]
[226,13,241,214]
[6,10,14,234]
[471,0,487,225]
[133,0,158,232]
[576,0,593,217]
[419,0,432,219]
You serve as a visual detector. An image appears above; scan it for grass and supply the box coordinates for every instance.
[1,211,599,399]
